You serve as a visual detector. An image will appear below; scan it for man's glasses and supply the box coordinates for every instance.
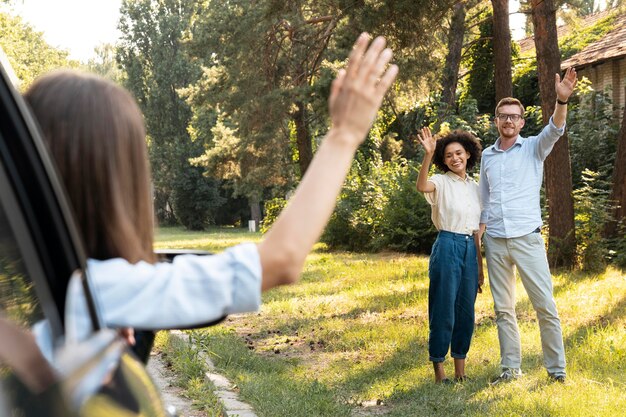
[496,114,523,122]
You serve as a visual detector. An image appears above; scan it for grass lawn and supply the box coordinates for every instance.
[156,226,626,417]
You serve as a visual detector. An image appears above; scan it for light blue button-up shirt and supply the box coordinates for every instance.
[479,117,565,238]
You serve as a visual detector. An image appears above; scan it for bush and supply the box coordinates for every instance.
[261,197,287,233]
[322,156,436,253]
[172,166,224,230]
[573,170,612,272]
[373,163,437,253]
[610,222,626,270]
[566,80,618,188]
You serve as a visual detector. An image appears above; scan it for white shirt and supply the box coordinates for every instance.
[423,171,481,235]
[65,243,262,343]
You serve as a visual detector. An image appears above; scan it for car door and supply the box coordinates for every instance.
[0,52,171,416]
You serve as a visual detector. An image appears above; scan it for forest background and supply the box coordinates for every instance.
[1,0,625,272]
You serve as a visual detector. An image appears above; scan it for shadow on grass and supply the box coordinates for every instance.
[562,293,626,349]
[500,267,625,332]
[258,286,430,329]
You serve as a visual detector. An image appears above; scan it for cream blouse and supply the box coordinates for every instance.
[423,171,481,235]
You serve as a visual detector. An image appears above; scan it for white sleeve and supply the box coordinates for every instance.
[423,174,442,206]
[86,243,262,330]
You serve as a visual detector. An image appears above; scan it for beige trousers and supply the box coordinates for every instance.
[484,232,566,377]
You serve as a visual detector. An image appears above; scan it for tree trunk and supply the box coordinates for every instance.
[531,0,576,268]
[605,105,626,238]
[249,198,262,229]
[440,2,466,109]
[491,0,512,102]
[293,100,313,177]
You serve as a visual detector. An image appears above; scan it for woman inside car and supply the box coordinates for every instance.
[24,34,398,343]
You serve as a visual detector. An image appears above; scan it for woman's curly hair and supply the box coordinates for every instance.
[431,130,482,173]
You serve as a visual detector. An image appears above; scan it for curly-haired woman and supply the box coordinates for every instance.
[416,128,483,383]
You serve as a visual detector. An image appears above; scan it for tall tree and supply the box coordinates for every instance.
[186,0,459,220]
[440,2,467,109]
[491,0,512,102]
[531,0,576,267]
[117,0,223,229]
[605,105,626,238]
[0,12,77,88]
[84,43,124,84]
[464,8,496,113]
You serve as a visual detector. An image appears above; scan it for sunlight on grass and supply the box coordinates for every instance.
[156,227,626,417]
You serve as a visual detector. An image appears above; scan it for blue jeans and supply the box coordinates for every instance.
[428,231,478,362]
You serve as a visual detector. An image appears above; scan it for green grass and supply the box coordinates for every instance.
[156,226,626,417]
[153,331,226,416]
[155,225,262,252]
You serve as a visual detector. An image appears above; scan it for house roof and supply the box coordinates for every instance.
[561,13,626,69]
[517,9,622,65]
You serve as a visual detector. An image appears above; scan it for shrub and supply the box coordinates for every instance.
[566,80,618,188]
[610,222,626,270]
[373,162,437,253]
[261,197,287,233]
[322,156,436,253]
[172,166,224,230]
[573,169,612,272]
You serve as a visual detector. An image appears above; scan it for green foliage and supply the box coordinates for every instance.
[184,0,461,204]
[261,198,288,234]
[462,9,495,114]
[117,0,224,230]
[609,222,626,270]
[373,163,438,253]
[172,164,224,231]
[519,104,544,138]
[573,170,612,272]
[321,158,388,251]
[0,12,77,89]
[0,254,43,326]
[322,155,436,253]
[512,61,540,107]
[83,43,124,83]
[567,79,619,188]
[559,13,618,59]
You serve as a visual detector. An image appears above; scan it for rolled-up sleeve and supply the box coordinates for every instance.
[86,243,262,330]
[423,175,442,206]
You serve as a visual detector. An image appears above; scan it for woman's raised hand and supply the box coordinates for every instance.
[417,127,436,155]
[328,33,398,148]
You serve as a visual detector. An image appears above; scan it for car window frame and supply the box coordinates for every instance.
[0,55,101,337]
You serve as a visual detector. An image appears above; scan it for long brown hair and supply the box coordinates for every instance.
[24,70,155,263]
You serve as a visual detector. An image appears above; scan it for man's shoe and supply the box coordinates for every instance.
[490,368,522,386]
[548,373,566,384]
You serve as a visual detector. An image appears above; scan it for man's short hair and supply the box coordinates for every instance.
[495,97,525,116]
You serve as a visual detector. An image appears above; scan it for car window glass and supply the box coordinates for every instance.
[0,195,55,396]
[0,219,44,327]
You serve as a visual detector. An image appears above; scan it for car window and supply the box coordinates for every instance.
[0,215,44,328]
[0,168,58,387]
